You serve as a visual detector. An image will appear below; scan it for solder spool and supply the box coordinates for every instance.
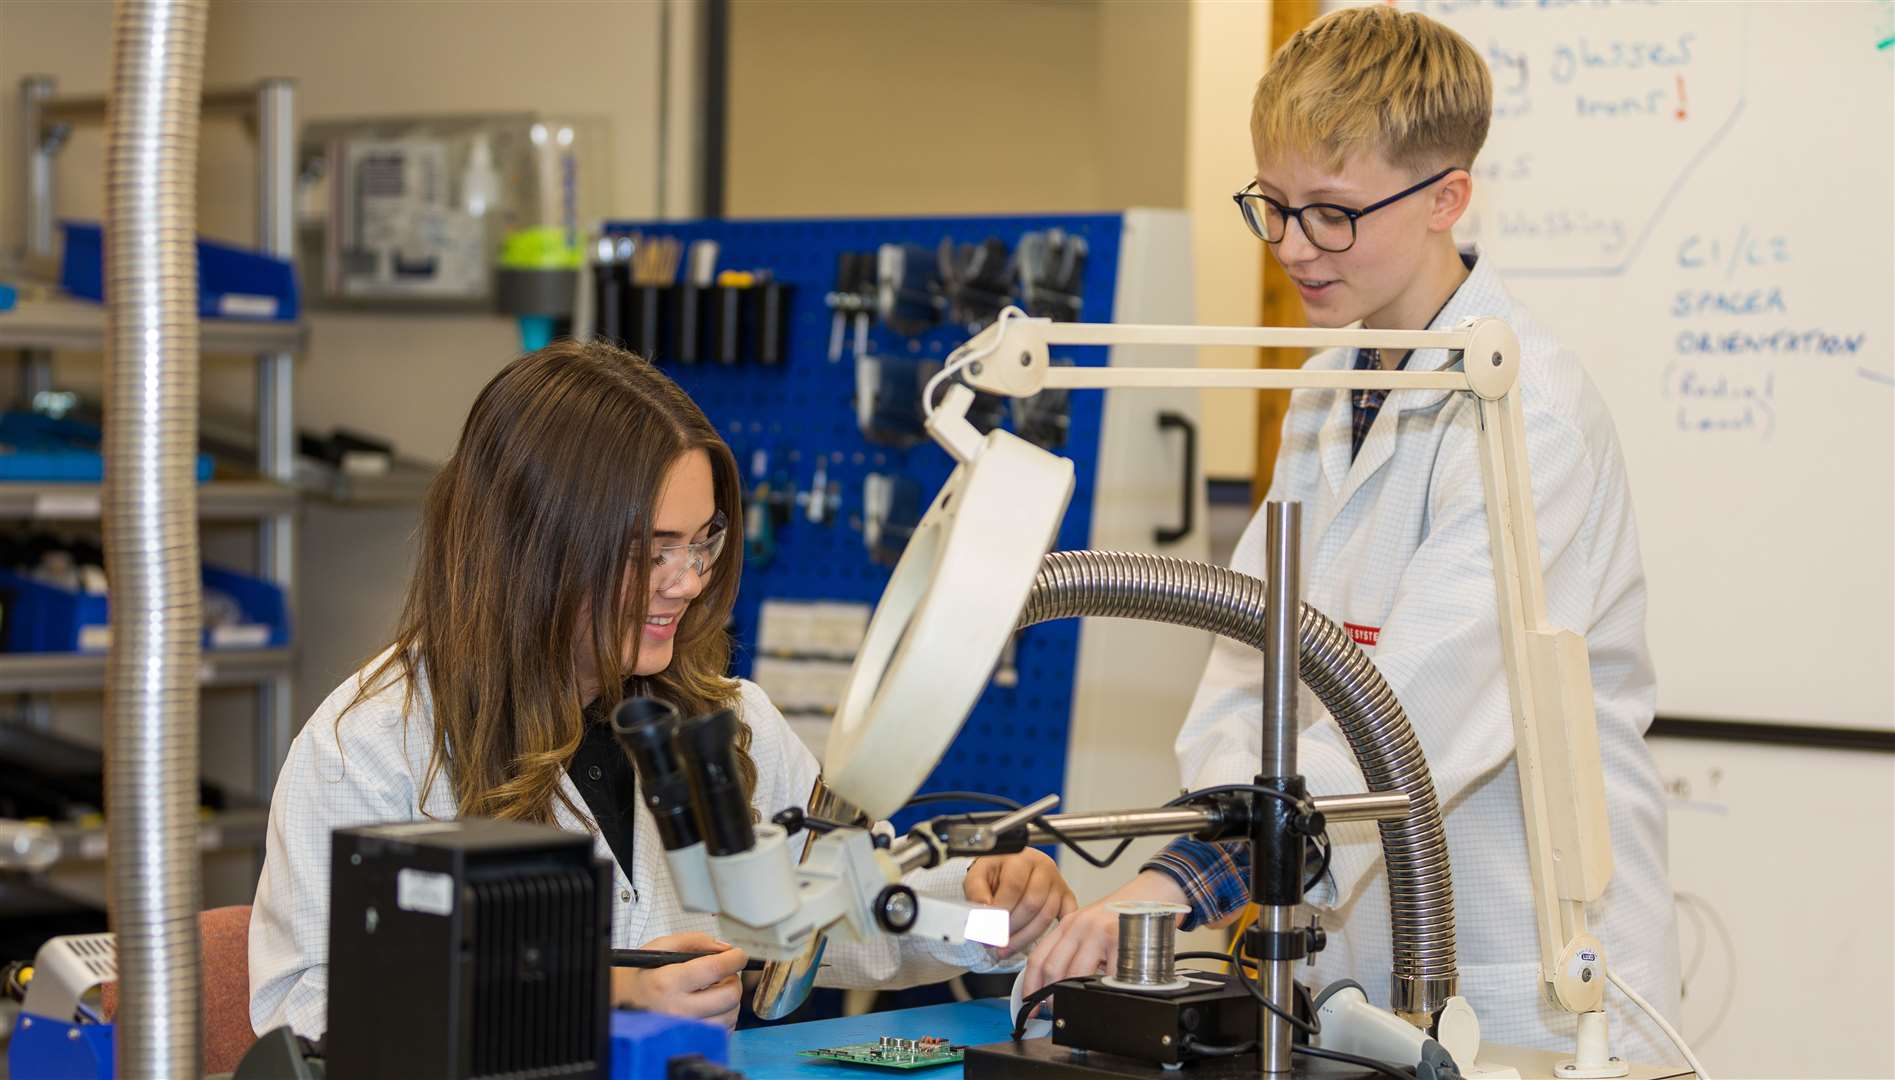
[1098,900,1193,993]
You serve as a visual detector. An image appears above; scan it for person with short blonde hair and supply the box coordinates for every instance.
[1251,4,1493,175]
[1026,5,1681,1065]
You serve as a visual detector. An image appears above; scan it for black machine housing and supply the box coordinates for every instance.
[326,819,612,1080]
[1047,972,1259,1066]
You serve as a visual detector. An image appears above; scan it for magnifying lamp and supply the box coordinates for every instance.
[824,386,1073,820]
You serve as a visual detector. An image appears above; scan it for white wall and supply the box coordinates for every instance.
[1184,0,1270,482]
[726,0,1185,218]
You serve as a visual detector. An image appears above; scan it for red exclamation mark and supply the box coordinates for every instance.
[1675,75,1688,121]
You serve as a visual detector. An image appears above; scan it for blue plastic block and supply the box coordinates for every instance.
[609,1009,727,1079]
[0,564,289,653]
[0,410,214,483]
[59,221,299,322]
[0,282,16,311]
[7,1014,113,1080]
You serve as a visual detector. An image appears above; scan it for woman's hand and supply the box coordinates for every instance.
[1021,870,1190,995]
[963,849,1078,957]
[610,931,747,1030]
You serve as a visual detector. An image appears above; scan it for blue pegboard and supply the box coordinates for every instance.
[603,214,1124,828]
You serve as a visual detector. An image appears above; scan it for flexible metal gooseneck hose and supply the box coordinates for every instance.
[1018,550,1458,1021]
[103,1,210,1074]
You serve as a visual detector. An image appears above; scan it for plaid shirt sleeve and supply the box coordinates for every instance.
[1142,837,1252,931]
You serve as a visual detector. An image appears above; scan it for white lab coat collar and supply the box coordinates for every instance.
[1317,251,1506,512]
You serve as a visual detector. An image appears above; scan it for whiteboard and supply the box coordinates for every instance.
[1646,735,1895,1078]
[1339,1,1895,730]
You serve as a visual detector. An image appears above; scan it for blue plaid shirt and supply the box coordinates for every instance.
[1143,837,1255,929]
[1349,346,1408,460]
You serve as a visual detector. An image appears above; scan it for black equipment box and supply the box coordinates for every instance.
[963,1037,1381,1079]
[326,818,611,1080]
[1056,974,1257,1065]
[964,973,1379,1078]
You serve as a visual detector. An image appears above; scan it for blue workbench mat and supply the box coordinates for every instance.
[731,998,1016,1078]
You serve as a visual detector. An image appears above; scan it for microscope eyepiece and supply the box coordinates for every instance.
[673,707,757,857]
[612,697,700,852]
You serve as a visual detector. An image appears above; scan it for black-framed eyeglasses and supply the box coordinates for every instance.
[1232,166,1464,254]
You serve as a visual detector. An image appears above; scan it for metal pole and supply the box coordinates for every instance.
[21,76,57,259]
[1259,500,1302,1078]
[1260,903,1299,1078]
[20,76,59,404]
[1261,500,1300,778]
[1310,791,1410,823]
[38,85,261,125]
[254,79,296,797]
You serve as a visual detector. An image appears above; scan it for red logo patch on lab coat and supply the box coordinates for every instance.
[1344,623,1380,647]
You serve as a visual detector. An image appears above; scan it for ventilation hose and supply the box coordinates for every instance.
[1018,550,1456,1020]
[103,1,210,1074]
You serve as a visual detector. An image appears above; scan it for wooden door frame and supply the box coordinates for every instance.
[1250,0,1321,504]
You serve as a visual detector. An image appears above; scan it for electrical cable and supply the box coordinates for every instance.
[1011,976,1089,1041]
[0,961,31,1003]
[1162,782,1300,809]
[1181,1036,1256,1057]
[922,305,1025,418]
[1607,967,1713,1080]
[1190,942,1416,1079]
[1293,1043,1415,1079]
[1227,929,1320,1037]
[1195,939,1420,1080]
[1034,822,1135,869]
[1175,949,1256,971]
[1306,832,1332,892]
[901,791,1020,810]
[1674,890,1737,1045]
[902,790,1135,869]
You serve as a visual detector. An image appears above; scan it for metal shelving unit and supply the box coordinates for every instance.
[299,458,438,505]
[0,809,271,872]
[3,76,301,872]
[0,479,299,520]
[0,294,306,355]
[0,649,294,694]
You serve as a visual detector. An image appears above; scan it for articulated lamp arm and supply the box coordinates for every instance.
[944,312,1615,1017]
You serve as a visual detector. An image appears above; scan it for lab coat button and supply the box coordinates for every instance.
[620,888,632,903]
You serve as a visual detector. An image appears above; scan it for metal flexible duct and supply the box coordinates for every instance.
[103,1,209,1074]
[1018,550,1457,1020]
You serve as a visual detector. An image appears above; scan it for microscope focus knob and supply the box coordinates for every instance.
[873,885,920,934]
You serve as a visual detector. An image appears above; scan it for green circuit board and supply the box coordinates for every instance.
[799,1036,964,1069]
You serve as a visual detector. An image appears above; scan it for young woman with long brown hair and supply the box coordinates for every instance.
[249,341,1074,1038]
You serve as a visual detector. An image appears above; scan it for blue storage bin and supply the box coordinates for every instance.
[59,221,299,322]
[0,565,290,654]
[0,411,214,483]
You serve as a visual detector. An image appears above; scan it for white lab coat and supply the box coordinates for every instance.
[250,660,1004,1040]
[1177,256,1682,1062]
